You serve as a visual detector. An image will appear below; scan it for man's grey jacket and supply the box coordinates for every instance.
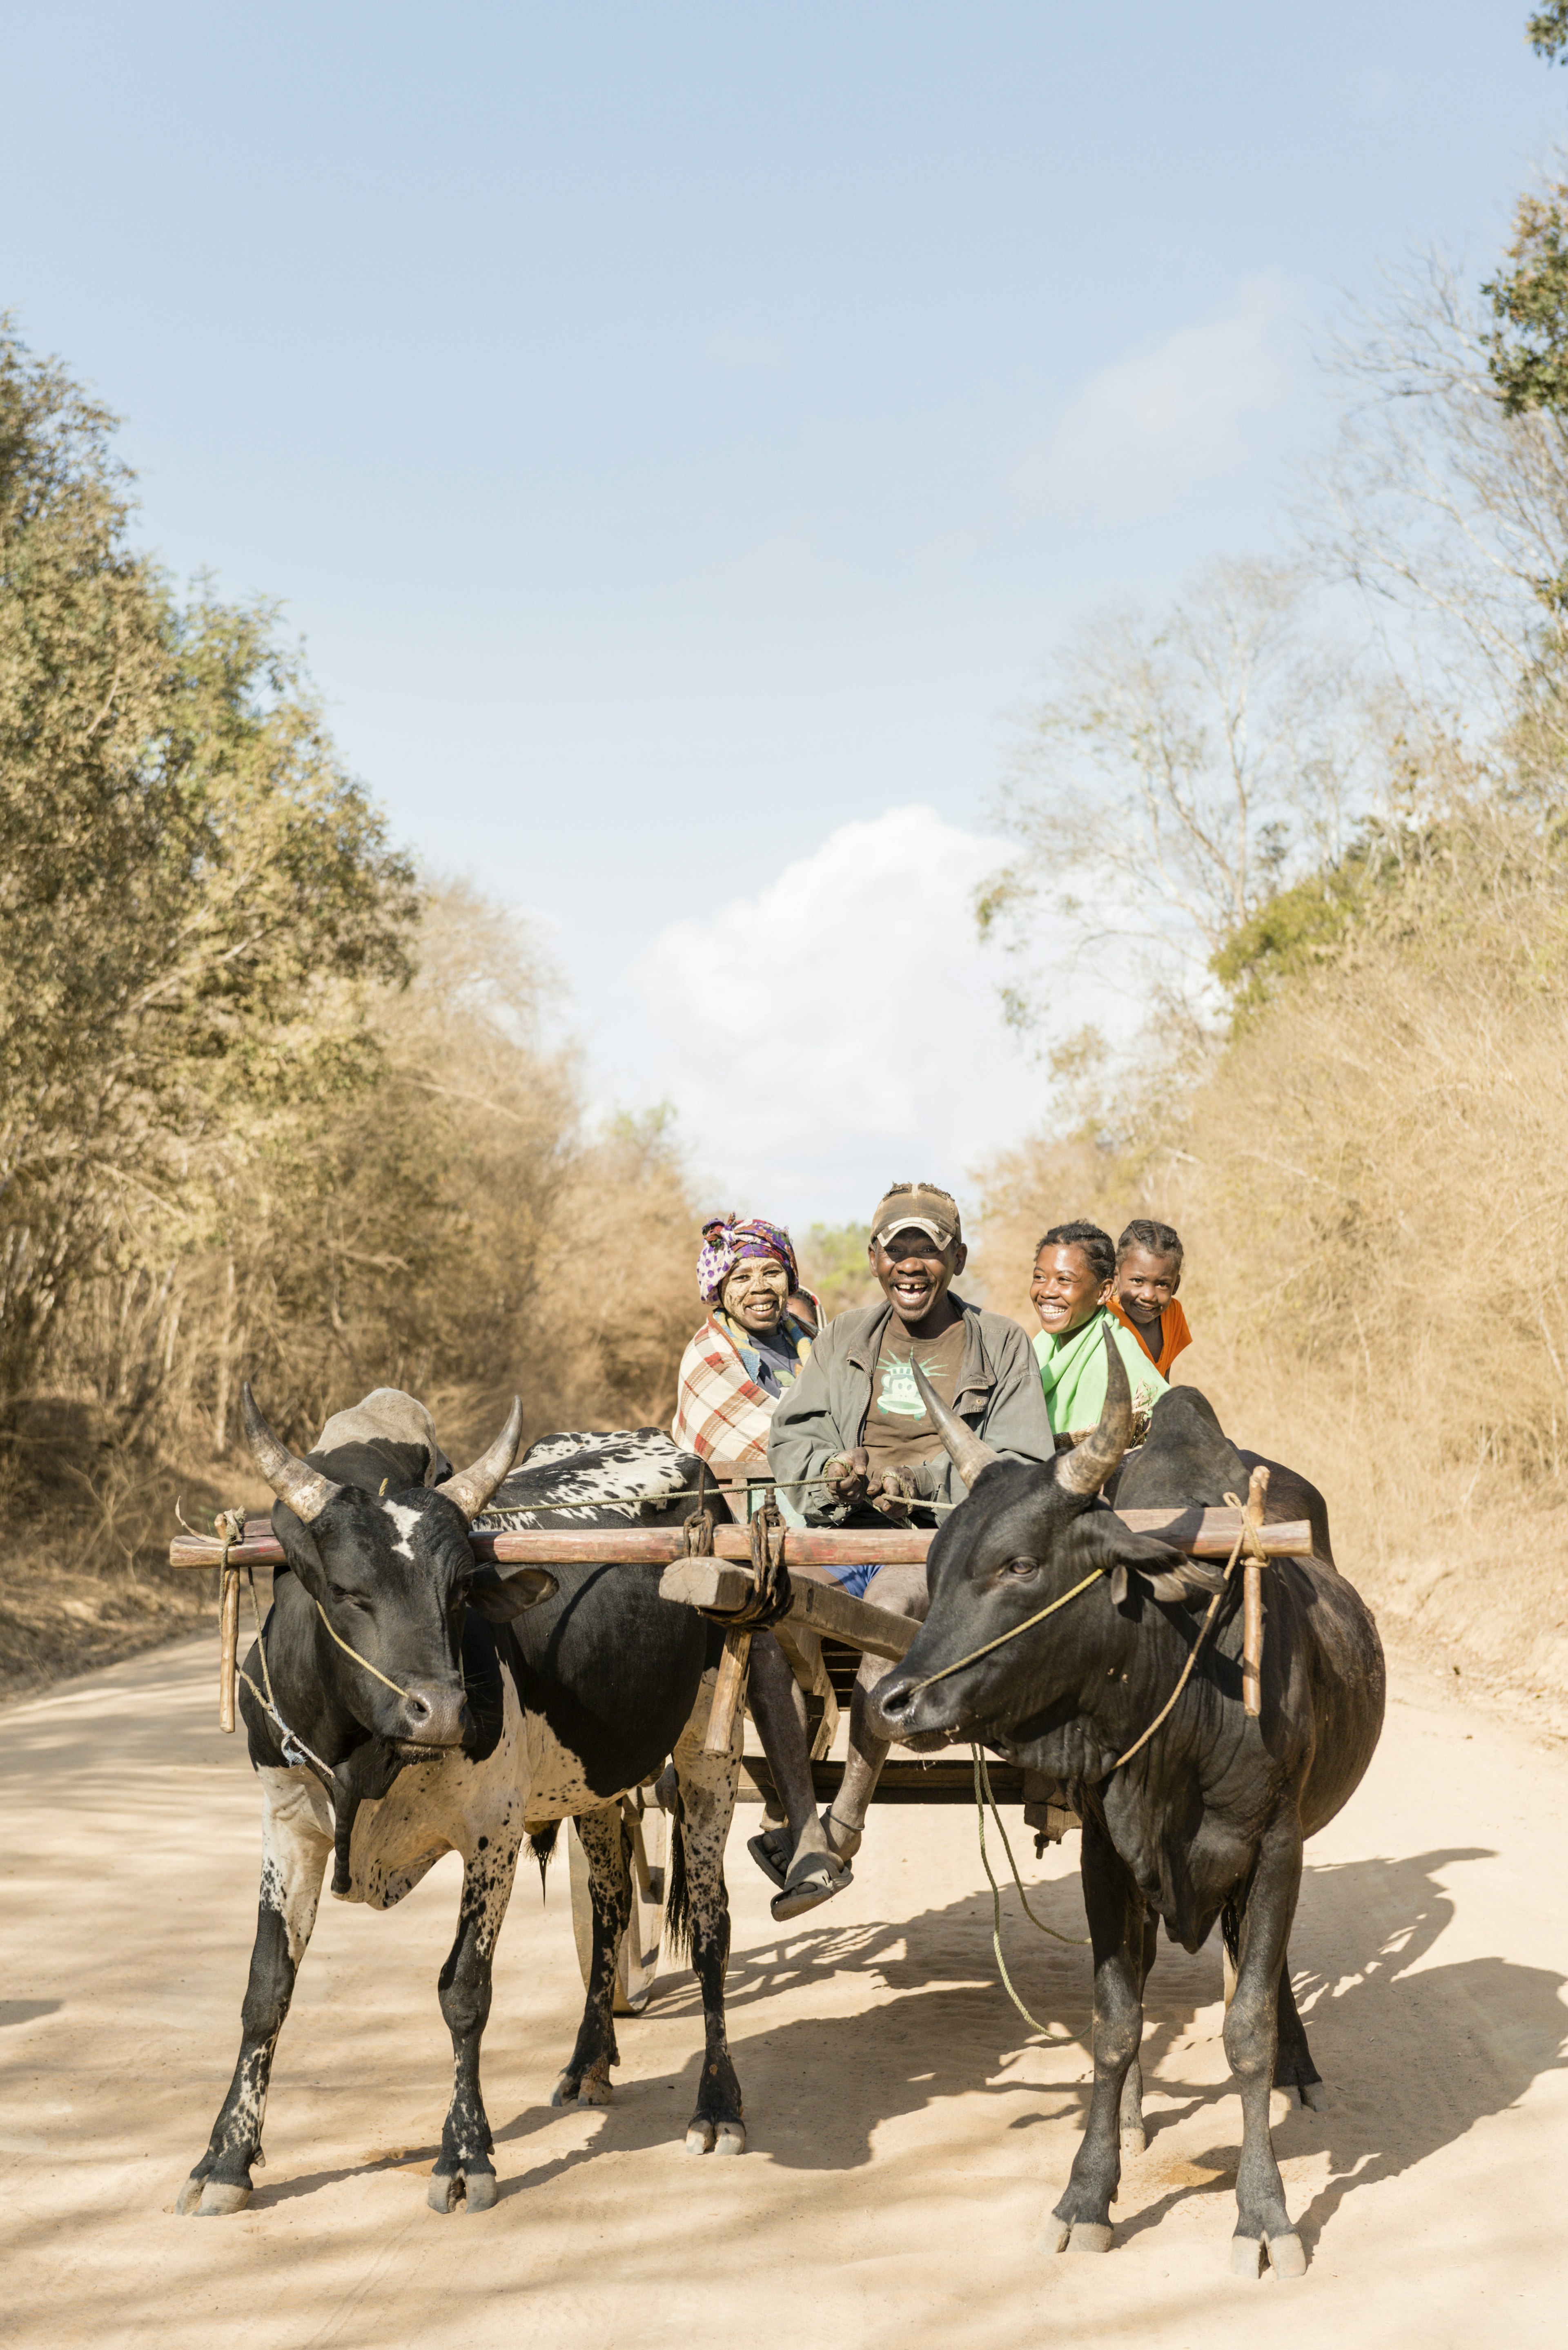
[766,1293,1054,1519]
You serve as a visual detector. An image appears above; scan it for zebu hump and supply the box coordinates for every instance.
[474,1428,704,1532]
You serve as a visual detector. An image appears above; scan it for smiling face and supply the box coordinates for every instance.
[1031,1243,1111,1340]
[870,1224,967,1333]
[1116,1246,1180,1330]
[720,1255,791,1334]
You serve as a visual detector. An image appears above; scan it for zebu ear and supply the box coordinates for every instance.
[466,1564,558,1622]
[1102,1524,1223,1612]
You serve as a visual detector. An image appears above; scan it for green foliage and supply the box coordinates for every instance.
[1481,183,1568,425]
[1211,862,1370,1021]
[0,321,419,1414]
[1528,4,1568,63]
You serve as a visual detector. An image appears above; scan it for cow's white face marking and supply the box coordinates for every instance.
[382,1500,421,1561]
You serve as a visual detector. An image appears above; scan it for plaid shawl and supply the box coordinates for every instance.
[670,1303,818,1472]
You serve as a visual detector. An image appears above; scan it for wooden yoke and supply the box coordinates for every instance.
[168,1505,1313,1574]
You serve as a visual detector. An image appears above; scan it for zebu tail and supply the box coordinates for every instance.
[528,1820,560,1902]
[663,1797,694,1964]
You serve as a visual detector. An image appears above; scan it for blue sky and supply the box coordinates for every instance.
[2,2,1560,1220]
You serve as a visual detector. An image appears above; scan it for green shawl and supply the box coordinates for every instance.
[1033,1306,1167,1438]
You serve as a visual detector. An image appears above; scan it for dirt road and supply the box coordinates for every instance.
[2,1634,1565,2350]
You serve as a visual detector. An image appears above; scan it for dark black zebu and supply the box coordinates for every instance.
[873,1345,1384,2278]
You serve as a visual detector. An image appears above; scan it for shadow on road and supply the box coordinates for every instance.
[243,1842,1566,2225]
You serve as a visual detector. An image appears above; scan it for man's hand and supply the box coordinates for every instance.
[822,1448,872,1507]
[868,1467,915,1521]
[822,1452,916,1521]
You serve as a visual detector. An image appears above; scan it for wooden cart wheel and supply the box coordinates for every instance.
[568,1784,668,2015]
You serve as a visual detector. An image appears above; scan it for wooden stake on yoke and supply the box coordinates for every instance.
[1240,1465,1270,1720]
[215,1510,246,1734]
[687,1462,751,1759]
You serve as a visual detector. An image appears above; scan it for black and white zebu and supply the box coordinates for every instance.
[179,1388,744,2218]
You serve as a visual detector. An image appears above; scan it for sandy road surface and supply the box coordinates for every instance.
[2,1637,1566,2350]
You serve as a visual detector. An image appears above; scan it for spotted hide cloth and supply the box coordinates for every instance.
[474,1428,704,1532]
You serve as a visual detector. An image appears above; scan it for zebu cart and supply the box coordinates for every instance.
[169,1499,1308,2009]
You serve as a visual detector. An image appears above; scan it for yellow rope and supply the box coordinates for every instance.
[310,1596,420,1701]
[971,1749,1085,2040]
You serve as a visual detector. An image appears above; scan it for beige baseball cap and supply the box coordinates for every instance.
[870,1183,962,1251]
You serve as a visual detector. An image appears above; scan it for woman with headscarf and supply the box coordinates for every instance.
[671,1217,849,1917]
[672,1215,820,1483]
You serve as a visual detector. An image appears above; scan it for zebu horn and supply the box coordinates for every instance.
[911,1362,1000,1489]
[1055,1329,1133,1498]
[437,1396,525,1525]
[241,1383,344,1524]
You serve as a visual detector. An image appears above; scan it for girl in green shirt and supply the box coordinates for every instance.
[1031,1219,1167,1441]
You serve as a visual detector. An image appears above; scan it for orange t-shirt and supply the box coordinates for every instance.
[1107,1292,1192,1377]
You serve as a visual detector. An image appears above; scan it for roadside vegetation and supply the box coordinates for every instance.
[971,37,1568,1712]
[0,323,702,1690]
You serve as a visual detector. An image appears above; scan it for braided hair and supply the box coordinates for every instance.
[1035,1220,1116,1286]
[1116,1217,1183,1272]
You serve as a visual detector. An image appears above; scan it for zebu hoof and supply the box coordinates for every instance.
[1045,2216,1111,2254]
[684,2118,715,2154]
[551,2068,612,2109]
[428,2166,498,2213]
[713,2121,746,2156]
[187,2177,251,2216]
[1230,2227,1306,2278]
[1298,2080,1327,2112]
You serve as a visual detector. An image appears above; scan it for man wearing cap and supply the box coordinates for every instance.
[755,1182,1053,1916]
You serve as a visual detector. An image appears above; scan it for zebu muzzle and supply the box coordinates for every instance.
[392,1682,470,1752]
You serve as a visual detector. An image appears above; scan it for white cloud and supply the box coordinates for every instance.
[1021,273,1298,519]
[631,804,1118,1229]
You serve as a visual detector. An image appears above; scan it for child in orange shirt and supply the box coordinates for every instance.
[1108,1219,1192,1376]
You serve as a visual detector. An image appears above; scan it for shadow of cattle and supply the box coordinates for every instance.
[242,1842,1567,2218]
[595,1844,1568,2214]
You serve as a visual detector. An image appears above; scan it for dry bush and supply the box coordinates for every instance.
[971,820,1568,1709]
[0,876,707,1691]
[968,1134,1138,1326]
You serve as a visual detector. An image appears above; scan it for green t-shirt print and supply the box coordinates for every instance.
[864,1318,967,1471]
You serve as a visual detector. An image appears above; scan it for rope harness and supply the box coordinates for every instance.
[223,1541,425,1777]
[950,1505,1262,2037]
[233,1566,338,1785]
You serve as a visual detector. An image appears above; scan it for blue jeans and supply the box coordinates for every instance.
[822,1560,883,1602]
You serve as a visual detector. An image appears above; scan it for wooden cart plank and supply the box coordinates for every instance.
[737,1755,1023,1806]
[658,1558,919,1661]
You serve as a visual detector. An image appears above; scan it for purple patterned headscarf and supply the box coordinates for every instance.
[697,1215,799,1304]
